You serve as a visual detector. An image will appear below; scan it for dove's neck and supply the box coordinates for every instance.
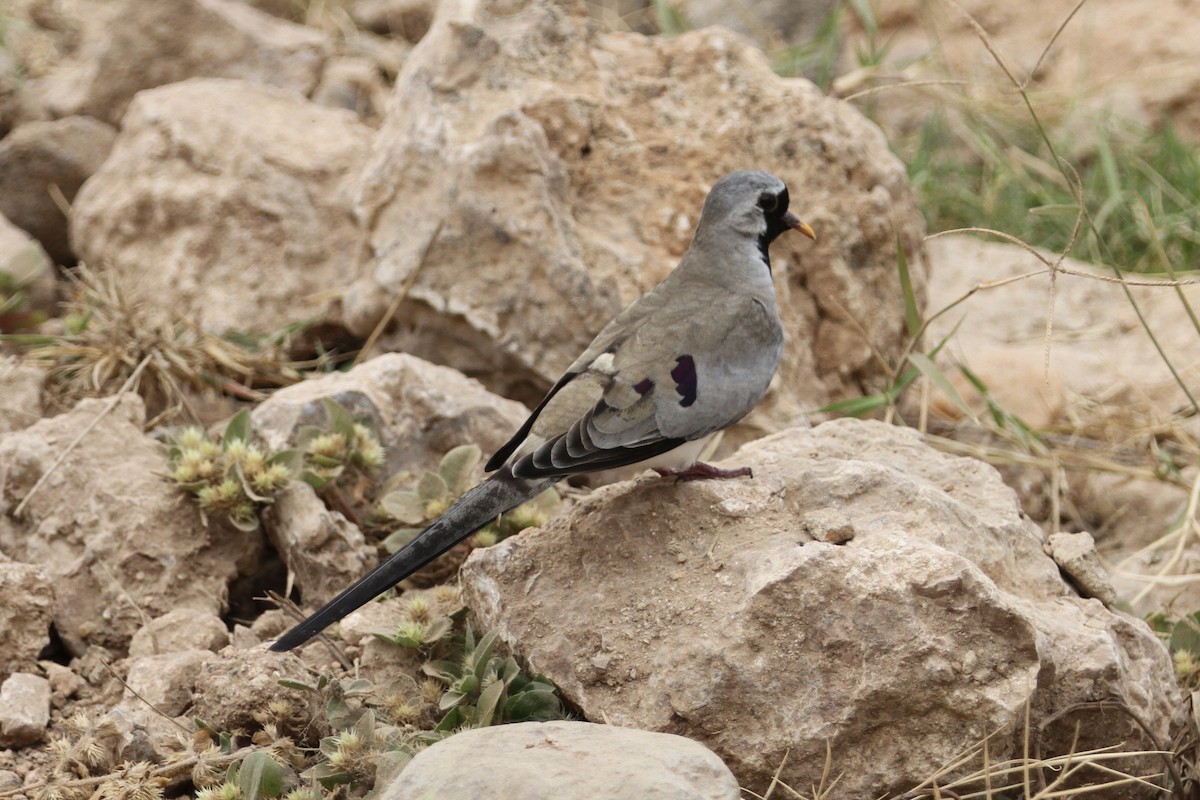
[680,226,778,299]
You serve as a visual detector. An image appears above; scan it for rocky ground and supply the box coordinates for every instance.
[0,0,1197,798]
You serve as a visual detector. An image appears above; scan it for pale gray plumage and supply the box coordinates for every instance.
[271,170,814,652]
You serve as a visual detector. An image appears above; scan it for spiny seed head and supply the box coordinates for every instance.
[1174,649,1199,677]
[307,433,346,460]
[420,679,443,705]
[267,699,293,717]
[425,498,450,518]
[196,783,240,800]
[232,503,257,526]
[242,446,266,476]
[216,478,241,503]
[384,695,420,722]
[224,439,249,464]
[177,427,207,450]
[178,448,206,470]
[334,730,363,753]
[432,585,460,605]
[395,621,424,645]
[252,463,291,493]
[356,439,385,470]
[199,440,223,460]
[173,463,198,483]
[406,597,430,622]
[197,485,219,508]
[352,423,373,448]
[283,790,322,800]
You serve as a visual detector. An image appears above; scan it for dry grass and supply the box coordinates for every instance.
[6,265,314,427]
[745,701,1185,800]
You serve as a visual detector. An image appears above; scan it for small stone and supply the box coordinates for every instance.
[39,661,85,708]
[123,650,210,716]
[1046,531,1117,606]
[804,506,855,544]
[0,673,51,746]
[129,608,230,657]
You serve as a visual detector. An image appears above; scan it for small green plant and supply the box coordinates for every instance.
[1149,610,1200,691]
[280,615,563,789]
[0,263,47,332]
[310,710,397,788]
[298,398,386,490]
[168,411,294,531]
[376,444,561,553]
[421,625,562,735]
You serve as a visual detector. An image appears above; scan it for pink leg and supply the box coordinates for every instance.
[653,462,753,482]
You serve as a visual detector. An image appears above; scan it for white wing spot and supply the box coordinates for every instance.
[591,352,616,374]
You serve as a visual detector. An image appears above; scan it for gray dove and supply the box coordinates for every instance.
[270,170,815,651]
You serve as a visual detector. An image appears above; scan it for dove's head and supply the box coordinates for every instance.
[694,170,816,253]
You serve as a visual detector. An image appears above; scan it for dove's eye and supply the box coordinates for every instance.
[757,192,780,213]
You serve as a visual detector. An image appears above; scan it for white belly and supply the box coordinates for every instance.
[579,434,718,486]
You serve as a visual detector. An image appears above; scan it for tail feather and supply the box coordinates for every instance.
[270,472,551,651]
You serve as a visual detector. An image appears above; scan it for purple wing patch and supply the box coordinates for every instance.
[671,355,697,407]
[633,378,654,395]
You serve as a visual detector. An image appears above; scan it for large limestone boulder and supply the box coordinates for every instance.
[39,0,328,125]
[462,418,1179,797]
[0,394,262,655]
[347,0,926,440]
[71,78,373,335]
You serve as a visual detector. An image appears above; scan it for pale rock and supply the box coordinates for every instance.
[263,482,374,609]
[39,661,85,709]
[190,646,323,734]
[0,116,115,265]
[379,720,740,800]
[312,56,391,123]
[0,394,263,655]
[128,608,231,657]
[70,78,372,335]
[231,624,260,650]
[352,0,437,43]
[250,353,529,478]
[335,596,411,650]
[0,562,53,680]
[1046,531,1117,606]
[462,418,1178,797]
[348,0,925,438]
[0,357,45,435]
[41,0,328,124]
[0,771,19,792]
[121,650,211,716]
[0,673,50,746]
[248,609,293,645]
[0,213,56,316]
[103,705,188,766]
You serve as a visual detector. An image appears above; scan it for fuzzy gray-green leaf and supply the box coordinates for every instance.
[438,444,481,496]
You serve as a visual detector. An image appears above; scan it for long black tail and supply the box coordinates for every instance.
[270,472,552,651]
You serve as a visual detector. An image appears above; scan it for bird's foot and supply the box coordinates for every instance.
[654,462,753,482]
